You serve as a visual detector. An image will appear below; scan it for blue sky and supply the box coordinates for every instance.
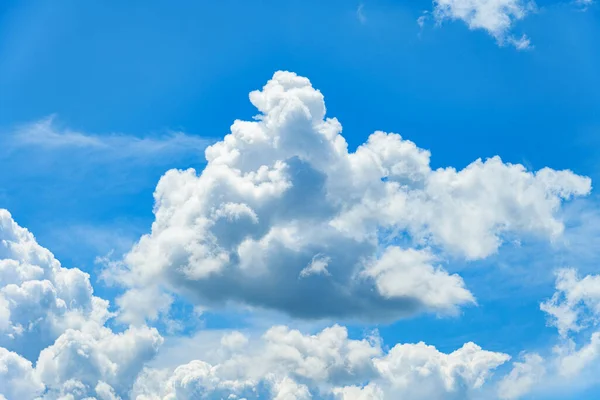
[2,1,600,399]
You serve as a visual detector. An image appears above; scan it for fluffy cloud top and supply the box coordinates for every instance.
[0,210,162,399]
[0,207,512,400]
[113,71,590,324]
[132,324,509,400]
[0,209,112,359]
[431,0,534,48]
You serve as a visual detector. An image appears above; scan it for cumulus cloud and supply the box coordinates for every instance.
[431,0,534,49]
[36,324,163,399]
[110,70,590,324]
[132,324,509,400]
[541,268,600,336]
[362,247,474,312]
[0,210,162,399]
[498,268,600,399]
[497,353,545,399]
[0,206,515,400]
[0,347,44,399]
[546,270,600,382]
[0,209,112,359]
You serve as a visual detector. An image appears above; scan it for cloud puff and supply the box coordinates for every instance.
[0,209,112,359]
[0,347,44,400]
[37,324,163,399]
[431,0,534,49]
[132,324,509,400]
[0,210,163,399]
[541,268,600,337]
[498,268,600,399]
[497,353,545,399]
[112,71,590,323]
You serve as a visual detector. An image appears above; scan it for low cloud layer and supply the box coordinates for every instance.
[132,324,509,400]
[0,208,511,399]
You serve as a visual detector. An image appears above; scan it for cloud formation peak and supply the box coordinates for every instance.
[111,71,591,324]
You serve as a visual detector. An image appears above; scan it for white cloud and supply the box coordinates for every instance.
[0,209,163,399]
[37,325,163,399]
[7,115,211,163]
[333,383,384,400]
[110,70,590,324]
[363,247,474,312]
[0,209,112,359]
[431,0,534,48]
[0,347,44,399]
[299,254,331,278]
[0,206,513,400]
[540,268,600,337]
[498,268,600,399]
[272,376,312,400]
[497,353,545,399]
[132,324,509,400]
[0,71,597,400]
[369,341,509,399]
[115,287,173,326]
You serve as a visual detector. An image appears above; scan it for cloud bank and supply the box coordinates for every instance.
[0,208,510,399]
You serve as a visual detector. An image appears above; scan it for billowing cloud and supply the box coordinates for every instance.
[132,324,509,400]
[431,0,534,49]
[497,353,545,399]
[0,207,515,400]
[541,268,600,337]
[0,209,112,359]
[37,324,163,399]
[0,347,44,400]
[0,210,162,399]
[111,71,590,324]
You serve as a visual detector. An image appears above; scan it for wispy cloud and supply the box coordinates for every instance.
[356,3,366,24]
[0,116,214,265]
[7,115,212,162]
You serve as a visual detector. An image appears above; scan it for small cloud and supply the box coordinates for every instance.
[299,254,331,278]
[431,0,535,49]
[508,34,532,50]
[357,3,366,24]
[417,11,429,28]
[575,0,594,11]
